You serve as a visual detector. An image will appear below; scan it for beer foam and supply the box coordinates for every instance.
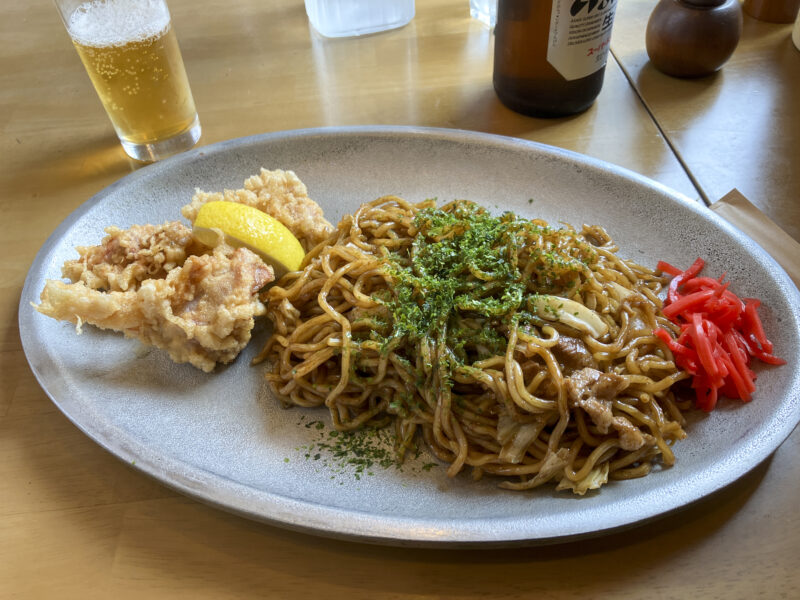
[67,0,170,47]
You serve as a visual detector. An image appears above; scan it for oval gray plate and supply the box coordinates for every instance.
[19,126,800,547]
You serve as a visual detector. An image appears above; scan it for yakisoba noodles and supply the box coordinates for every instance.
[258,196,691,494]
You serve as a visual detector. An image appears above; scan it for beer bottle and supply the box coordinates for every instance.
[493,0,619,118]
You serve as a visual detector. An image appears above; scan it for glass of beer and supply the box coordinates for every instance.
[53,0,201,162]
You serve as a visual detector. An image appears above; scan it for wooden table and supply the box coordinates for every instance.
[2,1,798,597]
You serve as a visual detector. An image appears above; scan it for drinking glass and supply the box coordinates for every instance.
[470,0,497,27]
[53,0,201,162]
[304,0,415,37]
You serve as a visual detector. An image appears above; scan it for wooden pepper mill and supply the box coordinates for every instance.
[646,0,743,78]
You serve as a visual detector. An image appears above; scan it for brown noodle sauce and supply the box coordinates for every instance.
[256,196,691,494]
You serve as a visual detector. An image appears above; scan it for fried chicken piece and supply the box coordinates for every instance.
[181,169,334,250]
[37,170,327,371]
[62,221,201,292]
[36,244,274,372]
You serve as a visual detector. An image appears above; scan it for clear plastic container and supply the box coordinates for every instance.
[470,0,497,28]
[304,0,415,37]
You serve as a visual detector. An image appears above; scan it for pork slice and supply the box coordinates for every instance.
[566,367,626,403]
[553,335,597,370]
[566,368,645,451]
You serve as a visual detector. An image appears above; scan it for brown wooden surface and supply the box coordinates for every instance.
[614,0,800,240]
[2,1,798,598]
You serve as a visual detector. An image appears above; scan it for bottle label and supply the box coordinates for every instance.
[547,0,618,81]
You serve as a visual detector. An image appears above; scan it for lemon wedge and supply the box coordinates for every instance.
[192,201,305,277]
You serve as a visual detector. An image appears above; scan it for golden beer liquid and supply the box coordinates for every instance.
[71,19,196,145]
